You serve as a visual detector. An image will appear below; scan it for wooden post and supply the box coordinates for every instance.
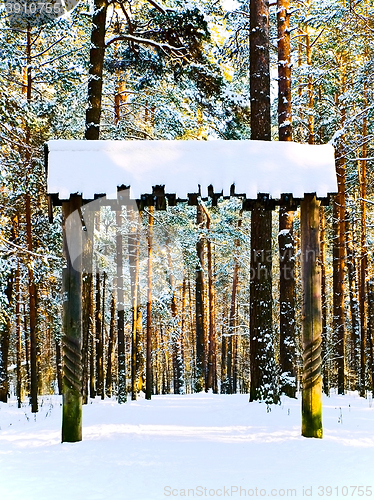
[278,208,296,398]
[105,292,116,397]
[301,194,323,439]
[62,195,83,443]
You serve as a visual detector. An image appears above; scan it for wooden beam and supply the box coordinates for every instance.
[49,190,334,212]
[62,194,83,443]
[300,194,323,439]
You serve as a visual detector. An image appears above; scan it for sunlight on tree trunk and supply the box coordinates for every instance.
[301,195,323,439]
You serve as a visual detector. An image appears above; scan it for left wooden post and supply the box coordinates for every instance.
[62,195,83,443]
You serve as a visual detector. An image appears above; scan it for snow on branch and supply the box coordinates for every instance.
[105,34,185,56]
[144,0,176,14]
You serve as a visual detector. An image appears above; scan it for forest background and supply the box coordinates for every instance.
[0,0,373,411]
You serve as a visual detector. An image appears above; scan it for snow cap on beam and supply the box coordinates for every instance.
[46,139,337,200]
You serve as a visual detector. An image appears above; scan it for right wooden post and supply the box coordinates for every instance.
[301,194,323,439]
[61,195,83,443]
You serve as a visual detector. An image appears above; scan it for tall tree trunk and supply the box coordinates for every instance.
[277,0,295,398]
[95,272,104,398]
[359,90,368,397]
[249,205,276,403]
[146,207,154,400]
[55,337,63,395]
[85,2,108,398]
[278,210,296,397]
[181,277,186,390]
[227,213,243,394]
[221,325,229,393]
[85,0,108,139]
[277,0,292,142]
[320,208,329,395]
[116,208,126,403]
[367,280,374,397]
[333,142,346,394]
[128,209,140,400]
[221,293,229,394]
[135,301,144,393]
[249,0,277,403]
[16,261,22,408]
[200,204,217,393]
[0,210,18,403]
[305,26,314,145]
[188,277,196,389]
[114,79,127,125]
[232,333,239,393]
[195,203,206,392]
[82,209,94,404]
[89,274,96,399]
[345,207,360,387]
[23,303,31,395]
[100,271,107,399]
[166,239,183,395]
[154,323,160,395]
[0,276,12,403]
[82,273,92,404]
[27,199,38,413]
[206,221,217,394]
[250,0,271,142]
[22,26,39,413]
[296,21,303,142]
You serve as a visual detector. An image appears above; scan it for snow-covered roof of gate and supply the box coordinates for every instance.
[46,140,337,200]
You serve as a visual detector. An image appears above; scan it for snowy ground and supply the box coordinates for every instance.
[0,392,373,500]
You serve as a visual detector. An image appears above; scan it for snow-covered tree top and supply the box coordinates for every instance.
[46,140,337,200]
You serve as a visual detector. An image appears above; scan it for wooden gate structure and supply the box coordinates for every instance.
[45,139,337,442]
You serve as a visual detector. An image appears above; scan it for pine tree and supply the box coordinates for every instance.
[249,0,278,404]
